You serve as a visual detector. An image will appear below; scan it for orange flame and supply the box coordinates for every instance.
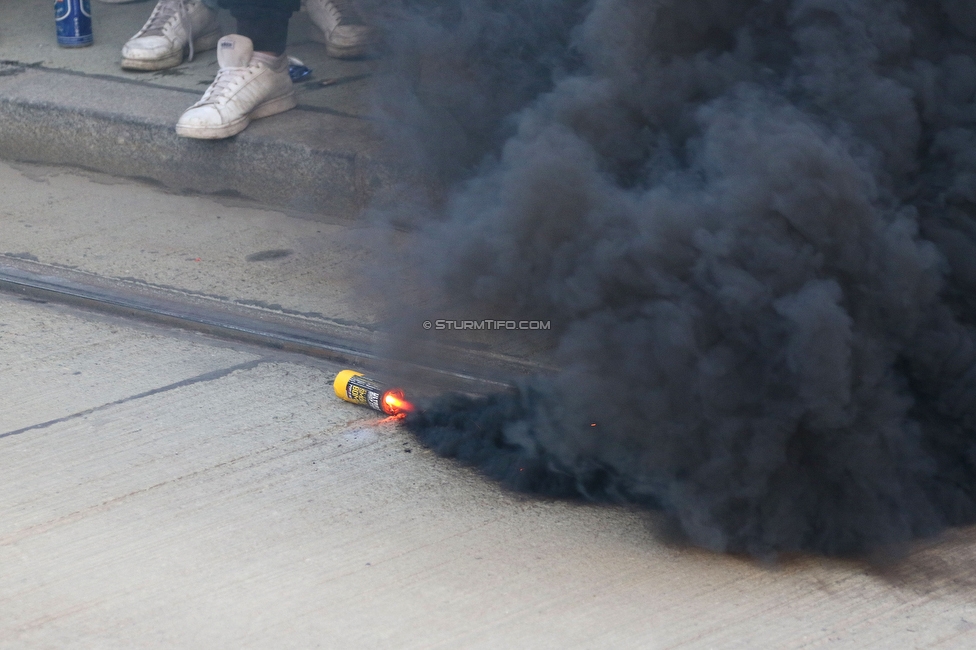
[381,389,413,416]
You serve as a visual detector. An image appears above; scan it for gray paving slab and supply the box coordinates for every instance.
[0,314,259,433]
[0,0,393,217]
[0,160,558,371]
[0,160,376,323]
[2,292,976,649]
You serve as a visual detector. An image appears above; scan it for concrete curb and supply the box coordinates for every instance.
[0,60,394,218]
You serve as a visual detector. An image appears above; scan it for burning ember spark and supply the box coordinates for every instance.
[381,389,414,416]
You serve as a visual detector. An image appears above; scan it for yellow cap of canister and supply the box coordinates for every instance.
[334,369,365,402]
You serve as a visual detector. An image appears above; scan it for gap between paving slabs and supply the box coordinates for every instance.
[0,255,555,397]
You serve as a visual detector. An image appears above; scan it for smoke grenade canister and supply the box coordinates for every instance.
[334,370,410,416]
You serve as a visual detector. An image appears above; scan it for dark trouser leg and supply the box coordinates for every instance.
[217,0,300,55]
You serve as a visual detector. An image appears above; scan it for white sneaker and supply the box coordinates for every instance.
[121,0,220,71]
[175,35,296,140]
[307,0,377,59]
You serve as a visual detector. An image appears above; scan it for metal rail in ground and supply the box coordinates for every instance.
[0,256,551,394]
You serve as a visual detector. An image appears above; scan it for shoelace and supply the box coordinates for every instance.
[193,66,256,107]
[136,0,198,62]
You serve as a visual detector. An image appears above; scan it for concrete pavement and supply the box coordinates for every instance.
[2,145,976,650]
[0,159,555,378]
[4,293,976,649]
[0,0,393,217]
[0,161,974,648]
[0,159,374,324]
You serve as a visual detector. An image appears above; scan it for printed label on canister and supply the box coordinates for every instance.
[345,374,383,411]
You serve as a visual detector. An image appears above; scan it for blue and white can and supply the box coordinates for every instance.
[55,0,93,48]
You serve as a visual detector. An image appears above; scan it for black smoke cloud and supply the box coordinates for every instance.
[366,0,976,556]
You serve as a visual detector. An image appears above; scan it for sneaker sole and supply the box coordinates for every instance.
[121,27,222,71]
[326,41,371,59]
[175,91,298,140]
